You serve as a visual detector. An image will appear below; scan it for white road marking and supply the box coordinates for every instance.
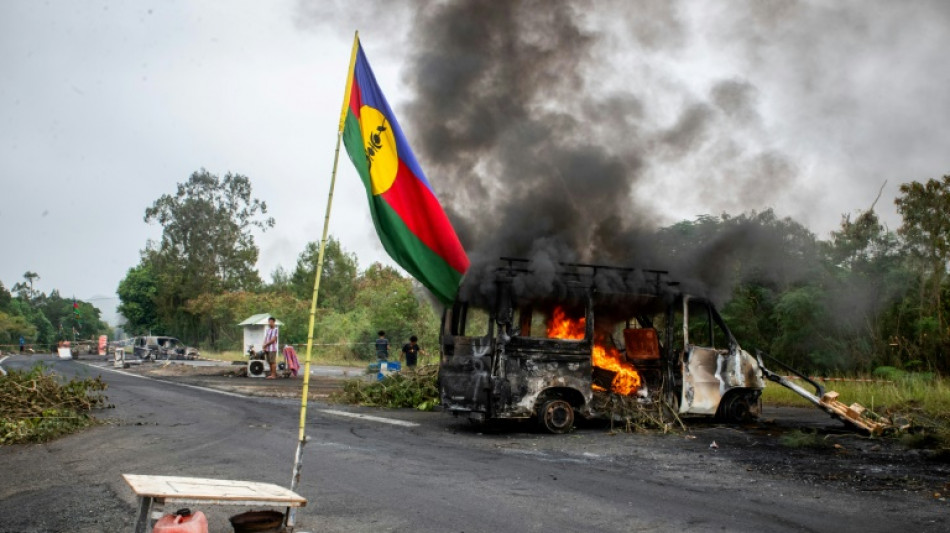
[77,362,250,399]
[317,409,419,428]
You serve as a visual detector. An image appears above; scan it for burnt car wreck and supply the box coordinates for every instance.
[439,258,889,434]
[132,335,200,361]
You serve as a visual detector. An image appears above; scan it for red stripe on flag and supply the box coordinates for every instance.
[349,80,362,118]
[381,161,469,274]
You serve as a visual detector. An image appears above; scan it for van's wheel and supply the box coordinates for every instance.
[539,399,575,434]
[718,391,761,423]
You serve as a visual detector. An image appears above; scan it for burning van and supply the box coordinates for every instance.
[440,258,893,434]
[438,258,767,433]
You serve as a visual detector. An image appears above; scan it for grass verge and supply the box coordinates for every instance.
[762,375,950,448]
[1,364,110,444]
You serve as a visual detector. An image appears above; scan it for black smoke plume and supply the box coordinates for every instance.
[393,0,797,305]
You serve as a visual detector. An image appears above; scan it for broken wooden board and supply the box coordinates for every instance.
[819,391,891,435]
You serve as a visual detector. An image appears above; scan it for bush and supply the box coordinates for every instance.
[0,365,109,444]
[333,366,439,410]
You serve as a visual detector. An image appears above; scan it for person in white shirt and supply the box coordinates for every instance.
[263,317,279,379]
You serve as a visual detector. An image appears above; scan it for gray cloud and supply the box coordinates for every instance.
[2,1,948,315]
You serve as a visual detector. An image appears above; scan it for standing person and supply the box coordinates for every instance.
[19,336,25,353]
[263,317,279,379]
[401,335,423,370]
[375,330,389,361]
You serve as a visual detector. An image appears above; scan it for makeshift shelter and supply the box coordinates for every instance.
[238,314,284,355]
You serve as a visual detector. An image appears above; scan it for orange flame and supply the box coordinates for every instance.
[547,307,586,340]
[546,307,641,396]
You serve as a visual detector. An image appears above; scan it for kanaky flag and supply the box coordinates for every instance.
[339,35,469,304]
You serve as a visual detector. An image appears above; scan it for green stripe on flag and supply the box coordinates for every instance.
[343,111,463,304]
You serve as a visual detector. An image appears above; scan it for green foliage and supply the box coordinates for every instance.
[117,261,159,335]
[0,276,108,346]
[8,299,54,345]
[144,169,274,294]
[334,366,439,410]
[351,263,437,360]
[113,168,950,375]
[872,366,906,381]
[33,291,109,342]
[0,281,12,312]
[894,175,950,370]
[0,365,109,444]
[697,199,942,374]
[290,237,359,312]
[764,374,950,449]
[184,291,309,349]
[120,169,274,342]
[771,285,843,370]
[719,284,778,353]
[0,311,36,345]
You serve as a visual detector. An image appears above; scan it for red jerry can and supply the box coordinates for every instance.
[152,508,208,533]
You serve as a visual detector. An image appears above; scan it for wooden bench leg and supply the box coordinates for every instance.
[133,496,153,533]
[284,506,294,532]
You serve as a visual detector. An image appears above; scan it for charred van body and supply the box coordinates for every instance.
[438,258,766,433]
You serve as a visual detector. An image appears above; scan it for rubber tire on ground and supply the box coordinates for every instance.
[718,392,758,423]
[539,399,575,434]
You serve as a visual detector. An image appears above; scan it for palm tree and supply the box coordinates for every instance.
[23,271,39,300]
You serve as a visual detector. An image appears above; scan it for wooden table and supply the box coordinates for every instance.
[123,474,307,533]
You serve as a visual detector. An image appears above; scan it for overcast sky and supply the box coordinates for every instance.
[2,1,949,323]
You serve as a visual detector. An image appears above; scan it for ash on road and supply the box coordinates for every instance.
[0,355,946,533]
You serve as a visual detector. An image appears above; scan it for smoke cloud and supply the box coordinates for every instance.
[296,0,950,307]
[393,0,802,304]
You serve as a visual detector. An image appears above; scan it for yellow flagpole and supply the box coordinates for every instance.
[288,30,360,529]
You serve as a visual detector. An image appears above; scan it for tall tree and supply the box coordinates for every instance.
[12,271,40,301]
[896,176,950,320]
[0,281,12,312]
[22,271,39,300]
[116,261,160,335]
[140,169,274,339]
[894,175,950,369]
[290,237,359,313]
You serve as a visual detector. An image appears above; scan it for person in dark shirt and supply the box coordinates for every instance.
[375,330,389,361]
[401,335,422,369]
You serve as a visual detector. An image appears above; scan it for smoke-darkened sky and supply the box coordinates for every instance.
[2,1,949,322]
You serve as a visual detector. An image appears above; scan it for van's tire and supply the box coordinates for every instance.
[539,399,575,434]
[717,390,761,423]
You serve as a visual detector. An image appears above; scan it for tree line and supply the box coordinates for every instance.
[0,272,109,349]
[117,169,950,373]
[117,170,438,358]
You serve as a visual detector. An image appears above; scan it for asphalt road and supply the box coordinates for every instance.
[0,356,946,533]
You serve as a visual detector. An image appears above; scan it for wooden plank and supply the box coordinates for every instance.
[123,474,306,505]
[157,498,305,508]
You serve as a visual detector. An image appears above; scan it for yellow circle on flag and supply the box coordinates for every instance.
[360,106,399,195]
